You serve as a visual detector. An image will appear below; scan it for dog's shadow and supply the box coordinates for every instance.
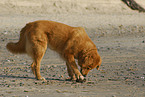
[0,74,67,82]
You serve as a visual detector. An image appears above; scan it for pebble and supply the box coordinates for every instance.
[3,31,8,34]
[20,82,25,86]
[24,90,29,92]
[107,48,110,50]
[112,95,116,97]
[60,75,63,78]
[11,80,15,82]
[87,81,95,84]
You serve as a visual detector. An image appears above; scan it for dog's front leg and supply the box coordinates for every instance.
[65,54,86,82]
[66,62,76,81]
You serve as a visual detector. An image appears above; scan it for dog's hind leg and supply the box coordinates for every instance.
[31,62,35,76]
[26,37,47,80]
[33,44,47,80]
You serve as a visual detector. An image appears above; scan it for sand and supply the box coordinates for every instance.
[0,0,145,97]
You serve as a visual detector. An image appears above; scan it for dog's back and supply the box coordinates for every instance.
[25,20,92,56]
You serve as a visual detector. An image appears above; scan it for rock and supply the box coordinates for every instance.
[20,82,25,86]
[112,95,116,97]
[24,90,29,92]
[87,81,95,84]
[11,80,15,82]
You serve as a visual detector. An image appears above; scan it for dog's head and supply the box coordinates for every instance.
[79,50,101,77]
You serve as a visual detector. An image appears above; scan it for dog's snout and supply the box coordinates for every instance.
[80,69,87,77]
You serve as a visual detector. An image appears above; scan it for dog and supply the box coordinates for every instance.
[6,20,101,82]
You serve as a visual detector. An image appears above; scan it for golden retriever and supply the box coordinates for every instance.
[6,20,101,82]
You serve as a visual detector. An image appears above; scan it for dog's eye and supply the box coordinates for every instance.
[87,67,91,70]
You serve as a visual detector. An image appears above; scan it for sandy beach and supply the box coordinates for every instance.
[0,0,145,97]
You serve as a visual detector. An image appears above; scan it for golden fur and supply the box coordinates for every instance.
[6,20,101,82]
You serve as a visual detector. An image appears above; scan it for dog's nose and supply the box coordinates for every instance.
[83,75,86,77]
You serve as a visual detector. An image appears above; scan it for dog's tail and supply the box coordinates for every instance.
[6,26,27,54]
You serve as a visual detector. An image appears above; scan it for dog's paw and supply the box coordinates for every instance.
[65,77,77,81]
[76,76,86,83]
[40,77,46,81]
[37,77,46,81]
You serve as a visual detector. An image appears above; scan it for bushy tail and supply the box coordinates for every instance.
[6,27,27,54]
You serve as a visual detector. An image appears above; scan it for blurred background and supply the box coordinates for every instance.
[0,0,145,15]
